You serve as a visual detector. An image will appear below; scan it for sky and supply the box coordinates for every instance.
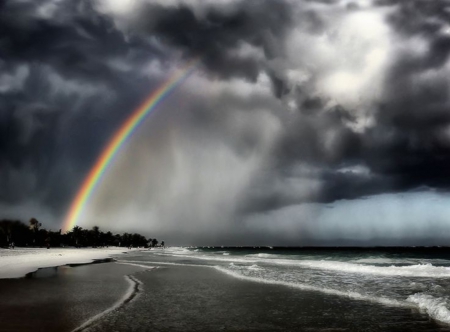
[2,0,450,245]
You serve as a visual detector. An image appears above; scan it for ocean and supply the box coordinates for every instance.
[84,246,450,331]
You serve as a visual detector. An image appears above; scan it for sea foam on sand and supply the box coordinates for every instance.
[0,247,135,279]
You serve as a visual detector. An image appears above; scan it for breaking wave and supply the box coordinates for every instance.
[407,293,450,325]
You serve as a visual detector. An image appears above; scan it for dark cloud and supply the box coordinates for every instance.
[377,0,450,36]
[356,0,450,195]
[236,0,450,213]
[133,0,293,81]
[0,0,167,216]
[2,0,450,243]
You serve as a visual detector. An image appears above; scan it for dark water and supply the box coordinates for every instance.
[82,247,450,331]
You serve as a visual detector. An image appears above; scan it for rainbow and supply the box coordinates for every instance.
[62,60,199,232]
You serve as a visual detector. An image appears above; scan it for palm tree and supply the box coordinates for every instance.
[151,238,158,247]
[72,226,83,247]
[104,231,113,247]
[92,226,100,247]
[114,234,121,247]
[29,218,41,245]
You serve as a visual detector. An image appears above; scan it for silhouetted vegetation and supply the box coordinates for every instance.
[0,218,162,249]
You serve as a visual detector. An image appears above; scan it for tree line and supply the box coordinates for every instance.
[0,218,164,249]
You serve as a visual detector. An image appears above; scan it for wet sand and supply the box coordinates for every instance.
[0,262,148,332]
[86,264,450,332]
[2,261,450,332]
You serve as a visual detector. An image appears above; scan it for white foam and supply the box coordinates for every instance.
[246,253,277,258]
[161,247,192,254]
[150,252,258,264]
[116,262,157,270]
[352,258,415,264]
[144,247,191,257]
[116,260,208,268]
[407,293,450,325]
[409,282,427,290]
[148,250,450,278]
[214,266,408,308]
[248,264,263,271]
[282,261,450,278]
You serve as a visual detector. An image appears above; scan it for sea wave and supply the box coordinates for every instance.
[119,253,450,326]
[407,293,450,325]
[248,264,263,271]
[150,251,450,277]
[351,258,418,265]
[272,261,450,278]
[245,253,277,258]
[352,258,450,266]
[213,266,408,308]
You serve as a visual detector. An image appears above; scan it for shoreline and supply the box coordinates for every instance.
[0,247,142,279]
[71,272,147,332]
[0,260,152,332]
[1,258,450,332]
[2,249,450,331]
[83,263,450,332]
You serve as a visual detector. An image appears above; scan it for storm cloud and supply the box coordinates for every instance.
[2,0,450,244]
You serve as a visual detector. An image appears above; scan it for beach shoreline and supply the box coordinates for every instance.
[2,248,450,331]
[0,247,155,332]
[83,262,450,332]
[0,260,152,332]
[0,247,142,279]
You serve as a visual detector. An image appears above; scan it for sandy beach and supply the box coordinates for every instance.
[0,248,152,332]
[0,262,151,332]
[2,248,450,332]
[0,248,140,279]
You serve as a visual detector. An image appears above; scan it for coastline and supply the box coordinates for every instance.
[71,273,145,332]
[0,247,141,279]
[2,249,450,331]
[0,247,156,331]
